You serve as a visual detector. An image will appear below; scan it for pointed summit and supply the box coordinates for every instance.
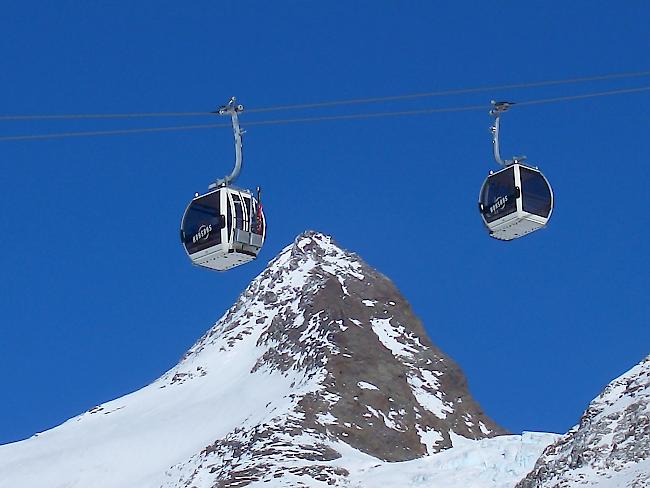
[165,230,506,484]
[0,231,507,488]
[518,355,650,487]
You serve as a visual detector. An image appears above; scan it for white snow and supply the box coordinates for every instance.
[344,432,559,488]
[407,373,453,419]
[365,405,404,431]
[235,432,558,488]
[370,318,420,358]
[522,355,650,487]
[0,322,305,488]
[0,233,571,488]
[479,420,491,435]
[0,235,351,488]
[316,412,337,425]
[338,276,349,295]
[416,426,444,455]
[567,458,650,487]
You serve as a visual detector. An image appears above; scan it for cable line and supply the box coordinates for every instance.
[0,111,209,121]
[0,123,228,142]
[1,84,649,142]
[244,104,488,126]
[247,70,650,113]
[244,85,650,126]
[1,70,649,121]
[516,85,650,107]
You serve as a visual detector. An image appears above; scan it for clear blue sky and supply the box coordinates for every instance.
[1,1,648,444]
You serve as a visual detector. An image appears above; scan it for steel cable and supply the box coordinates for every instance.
[246,70,650,113]
[1,84,649,142]
[1,69,649,121]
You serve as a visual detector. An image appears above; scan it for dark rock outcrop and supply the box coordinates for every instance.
[166,231,505,486]
[517,355,650,488]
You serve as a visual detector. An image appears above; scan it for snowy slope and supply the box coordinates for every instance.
[346,432,558,488]
[1,231,552,487]
[518,355,650,487]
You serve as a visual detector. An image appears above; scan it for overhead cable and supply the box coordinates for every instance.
[0,112,209,121]
[0,123,228,142]
[1,70,649,121]
[1,84,649,142]
[516,85,650,106]
[246,70,650,113]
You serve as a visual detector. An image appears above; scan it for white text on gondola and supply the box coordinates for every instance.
[193,224,213,243]
[490,196,508,214]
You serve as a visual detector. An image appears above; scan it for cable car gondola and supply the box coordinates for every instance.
[180,98,266,271]
[478,101,554,241]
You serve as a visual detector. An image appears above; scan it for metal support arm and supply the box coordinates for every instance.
[211,97,245,188]
[490,100,524,167]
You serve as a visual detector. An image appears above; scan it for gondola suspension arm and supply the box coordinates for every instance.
[210,97,245,189]
[489,100,525,167]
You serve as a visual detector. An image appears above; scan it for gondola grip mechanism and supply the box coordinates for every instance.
[490,100,525,167]
[210,97,245,189]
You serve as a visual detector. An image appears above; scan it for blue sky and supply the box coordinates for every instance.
[1,2,649,444]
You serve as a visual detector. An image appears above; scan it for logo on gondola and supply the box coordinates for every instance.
[192,224,213,243]
[489,195,508,214]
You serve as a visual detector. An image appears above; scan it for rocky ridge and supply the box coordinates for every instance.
[2,232,646,488]
[517,355,650,487]
[161,231,506,486]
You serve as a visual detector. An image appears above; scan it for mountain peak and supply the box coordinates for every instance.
[292,229,338,251]
[167,230,506,483]
[272,230,365,282]
[518,355,650,487]
[288,230,359,262]
[0,232,507,488]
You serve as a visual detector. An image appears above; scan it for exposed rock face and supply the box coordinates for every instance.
[0,231,507,488]
[517,356,650,488]
[165,231,505,486]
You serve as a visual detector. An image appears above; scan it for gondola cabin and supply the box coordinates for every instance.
[181,186,266,271]
[478,162,553,241]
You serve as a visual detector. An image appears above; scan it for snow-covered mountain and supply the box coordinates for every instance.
[5,231,645,487]
[0,231,521,487]
[517,355,650,488]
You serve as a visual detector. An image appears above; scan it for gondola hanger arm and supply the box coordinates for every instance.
[490,100,525,167]
[210,97,245,189]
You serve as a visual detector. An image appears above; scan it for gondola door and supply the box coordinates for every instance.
[226,188,265,255]
[227,189,244,246]
[479,165,519,224]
